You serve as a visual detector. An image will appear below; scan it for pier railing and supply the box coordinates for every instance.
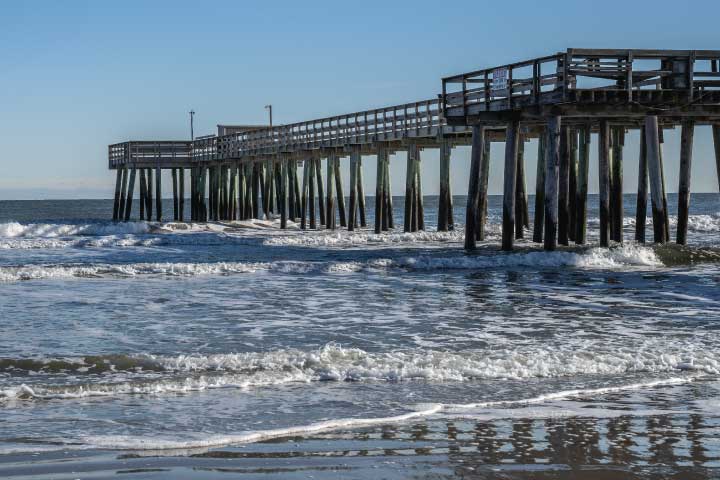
[442,48,720,120]
[108,141,193,168]
[191,98,459,162]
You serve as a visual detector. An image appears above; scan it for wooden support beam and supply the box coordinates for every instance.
[145,168,153,221]
[172,168,179,221]
[315,158,326,226]
[348,151,358,231]
[245,164,254,220]
[438,140,452,232]
[113,169,123,221]
[544,117,561,251]
[714,125,720,199]
[465,125,485,250]
[659,131,670,242]
[287,162,295,221]
[118,167,128,221]
[179,168,185,221]
[416,148,424,231]
[611,127,624,242]
[533,134,545,243]
[229,166,237,221]
[558,125,570,246]
[326,154,336,229]
[309,159,317,229]
[198,167,206,221]
[477,135,491,240]
[404,146,417,233]
[357,156,367,227]
[598,120,611,247]
[568,131,578,242]
[383,156,393,230]
[502,120,520,251]
[375,148,385,234]
[335,156,347,227]
[155,166,162,222]
[645,116,667,243]
[635,129,648,243]
[576,127,590,244]
[280,158,289,229]
[676,120,695,245]
[514,137,528,239]
[301,160,309,230]
[293,162,301,220]
[139,168,146,220]
[124,168,136,222]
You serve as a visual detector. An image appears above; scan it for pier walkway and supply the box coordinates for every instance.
[108,48,720,250]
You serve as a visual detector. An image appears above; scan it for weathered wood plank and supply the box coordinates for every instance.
[544,117,561,251]
[533,134,546,243]
[575,126,590,244]
[558,125,570,246]
[502,120,520,251]
[676,121,695,245]
[465,125,485,250]
[124,168,136,222]
[645,116,667,243]
[611,127,624,242]
[598,120,611,247]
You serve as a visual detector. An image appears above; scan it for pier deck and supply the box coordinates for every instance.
[108,48,720,250]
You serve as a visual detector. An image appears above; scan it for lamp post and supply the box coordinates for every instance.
[189,110,195,140]
[264,105,273,128]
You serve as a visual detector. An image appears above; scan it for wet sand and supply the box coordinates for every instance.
[3,412,719,479]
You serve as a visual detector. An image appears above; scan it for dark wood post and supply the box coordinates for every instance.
[124,168,136,222]
[533,133,546,243]
[179,168,185,221]
[348,151,358,231]
[357,155,367,227]
[333,156,346,227]
[139,168,147,220]
[118,167,128,221]
[404,145,416,232]
[659,130,670,242]
[326,154,336,229]
[635,129,648,243]
[645,116,666,243]
[576,126,590,244]
[172,168,179,221]
[568,130,578,241]
[558,125,570,246]
[465,125,485,250]
[477,133,491,240]
[300,159,309,229]
[383,155,393,230]
[598,120,611,247]
[315,158,325,226]
[145,168,153,220]
[280,158,288,228]
[415,148,424,231]
[375,147,385,234]
[502,120,520,251]
[113,169,123,221]
[544,117,561,251]
[611,127,625,242]
[515,137,528,238]
[155,166,162,222]
[677,120,695,245]
[309,158,317,229]
[438,140,452,231]
[713,125,720,195]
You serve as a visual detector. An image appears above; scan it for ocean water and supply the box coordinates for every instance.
[2,194,720,478]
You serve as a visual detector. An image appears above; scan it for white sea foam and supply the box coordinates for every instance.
[65,376,698,451]
[0,221,151,238]
[3,343,715,405]
[263,229,468,247]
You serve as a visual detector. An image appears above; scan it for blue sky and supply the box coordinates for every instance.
[1,0,719,199]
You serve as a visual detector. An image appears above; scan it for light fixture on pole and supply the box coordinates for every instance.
[264,105,273,128]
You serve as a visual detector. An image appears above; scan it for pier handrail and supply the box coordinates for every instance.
[441,48,720,119]
[108,141,193,168]
[190,97,447,162]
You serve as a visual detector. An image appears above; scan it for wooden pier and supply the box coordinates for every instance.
[108,48,720,249]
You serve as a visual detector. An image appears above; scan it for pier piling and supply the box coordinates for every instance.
[465,125,485,250]
[598,120,611,247]
[533,133,546,243]
[544,117,561,251]
[677,121,695,245]
[576,127,590,244]
[502,120,520,251]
